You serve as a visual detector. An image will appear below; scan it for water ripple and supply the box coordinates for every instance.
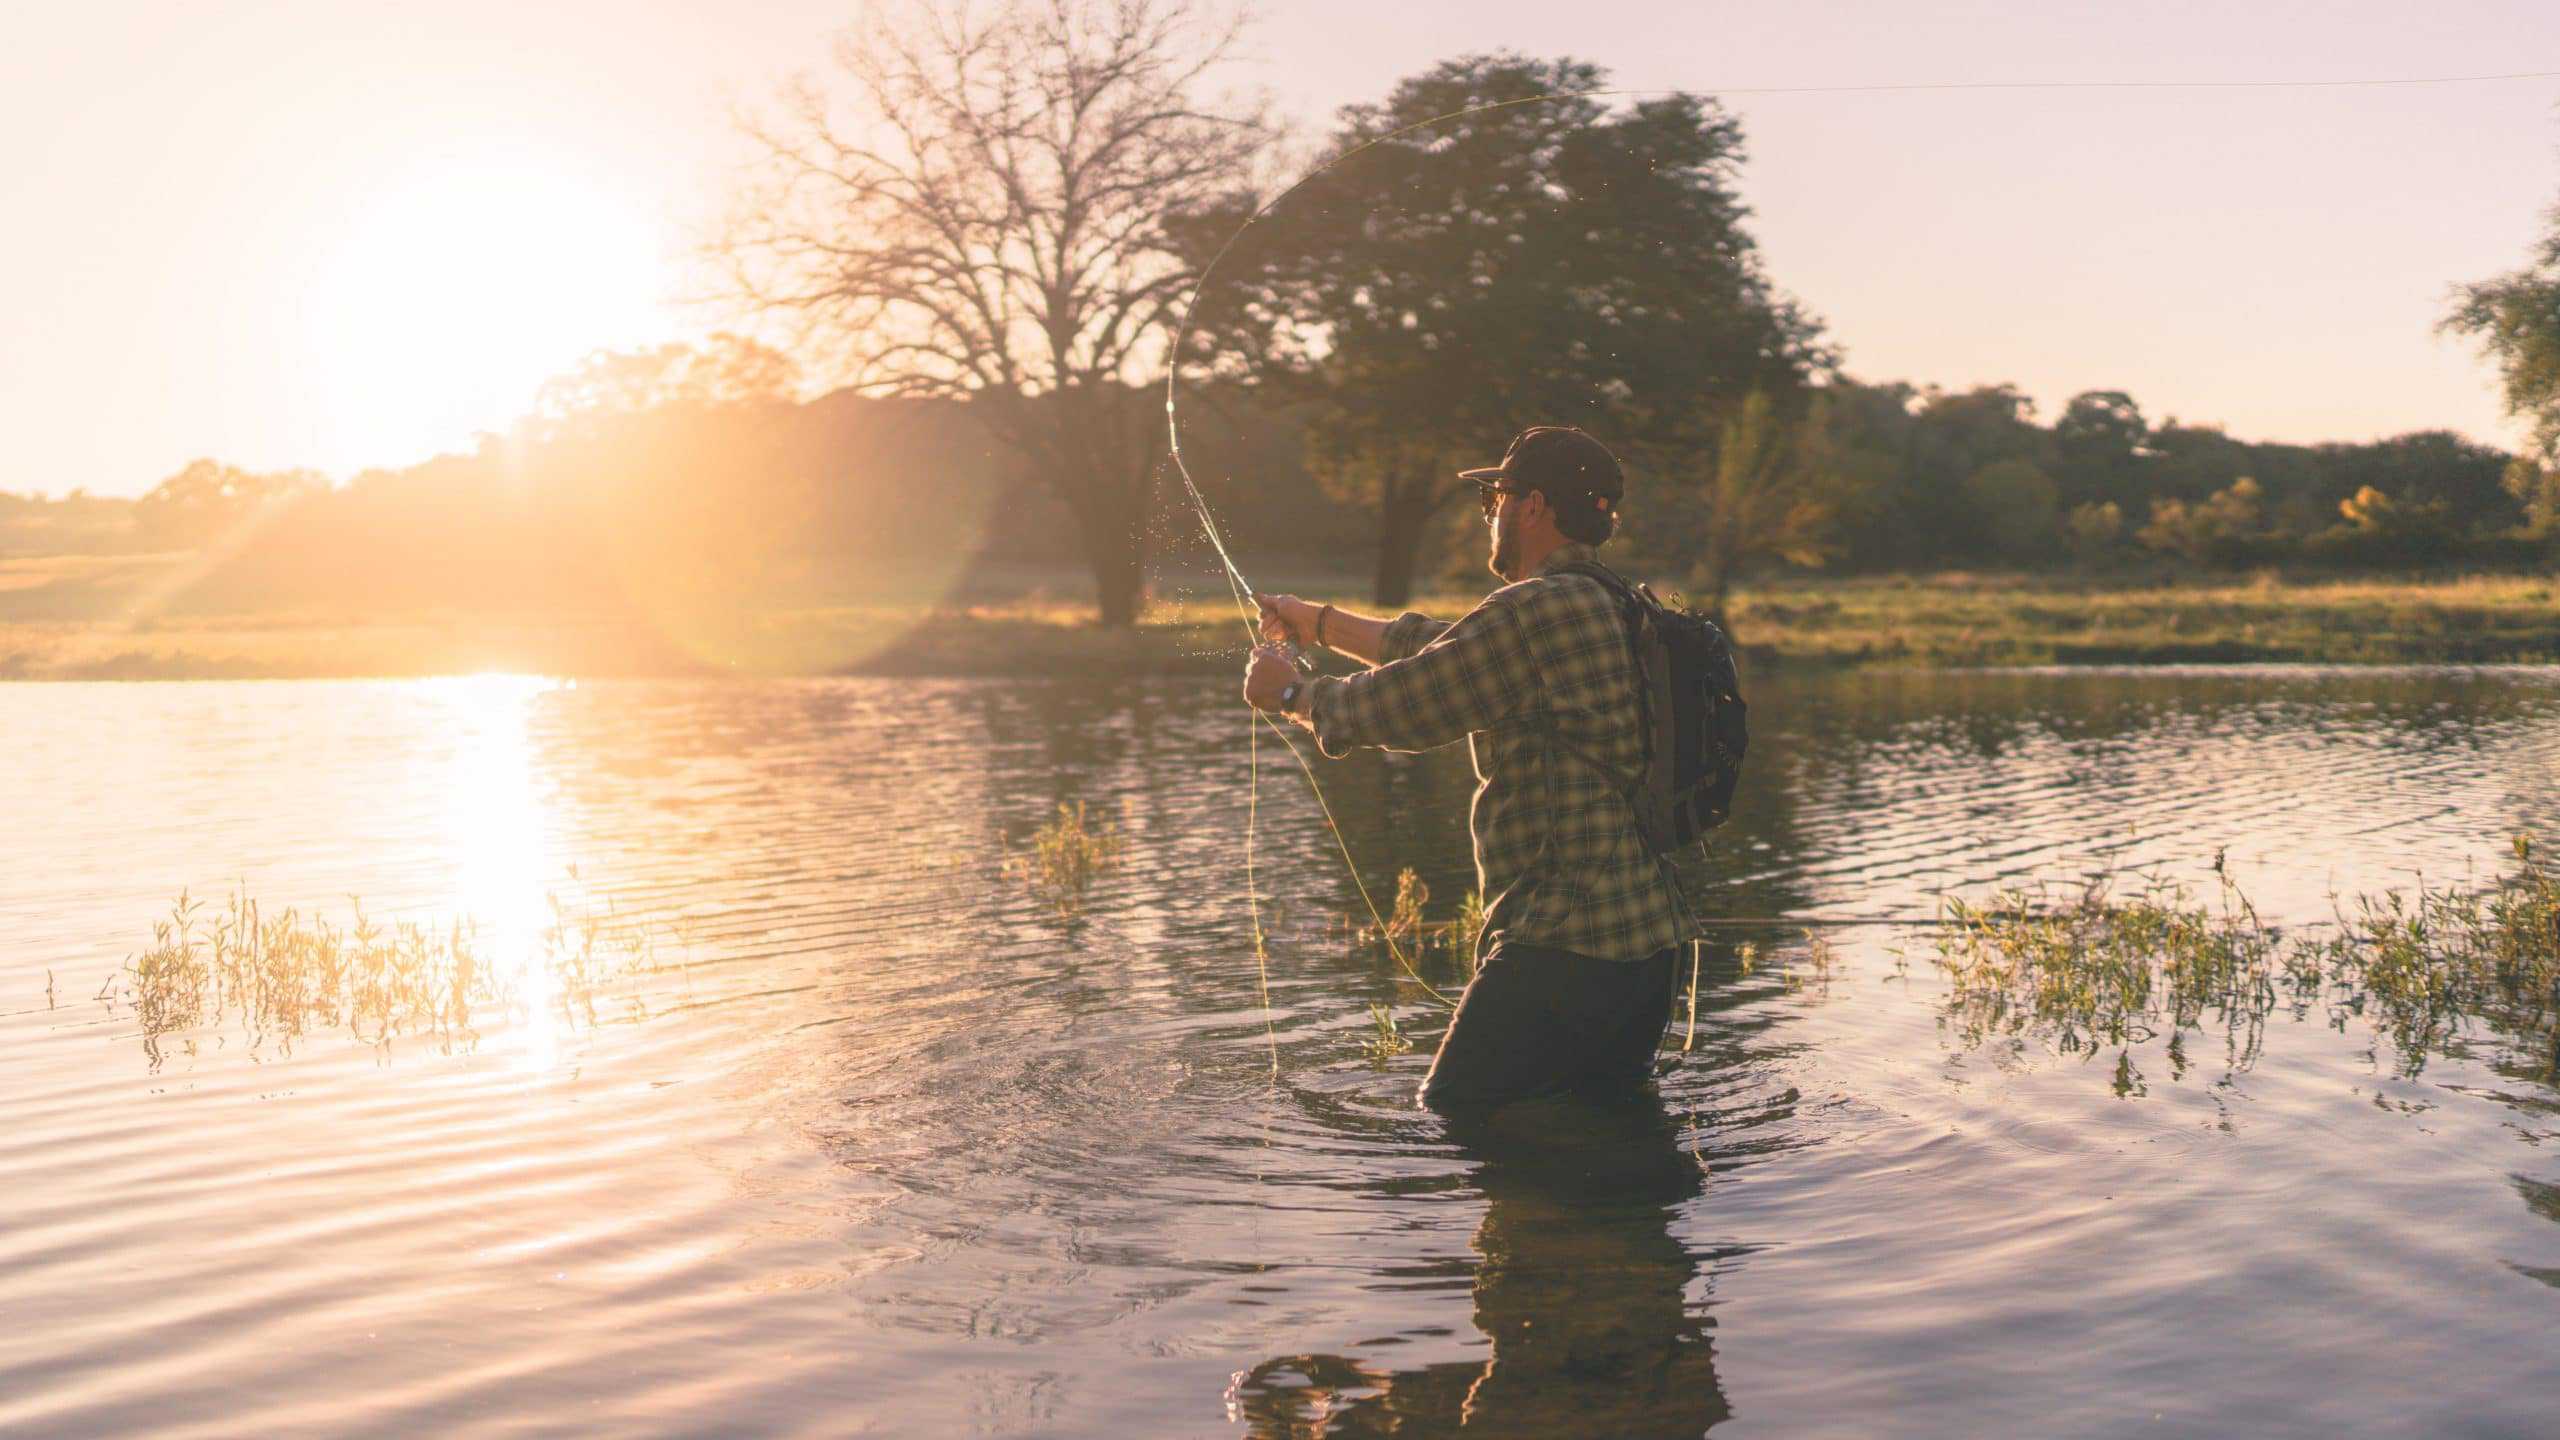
[4,668,2559,1435]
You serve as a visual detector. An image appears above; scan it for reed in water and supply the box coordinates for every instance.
[1006,800,1125,917]
[104,889,664,1069]
[1350,867,1486,971]
[1933,837,2560,1090]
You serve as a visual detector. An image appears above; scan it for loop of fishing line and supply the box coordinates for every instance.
[1161,65,2560,1039]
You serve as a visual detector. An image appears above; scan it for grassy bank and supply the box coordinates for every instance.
[1725,570,2560,667]
[4,570,2557,680]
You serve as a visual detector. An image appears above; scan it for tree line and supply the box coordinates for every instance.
[37,362,2536,624]
[18,0,2560,628]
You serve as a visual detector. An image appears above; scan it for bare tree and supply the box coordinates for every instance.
[719,0,1273,624]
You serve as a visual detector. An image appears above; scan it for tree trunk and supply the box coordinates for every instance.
[1700,567,1735,640]
[1372,477,1442,608]
[1094,548,1146,626]
[1090,517,1148,629]
[1694,521,1740,634]
[1067,482,1149,627]
[1373,512,1420,608]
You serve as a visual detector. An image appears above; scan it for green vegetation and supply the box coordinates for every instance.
[1932,839,2560,1092]
[0,490,150,558]
[1006,801,1126,917]
[1364,1003,1415,1064]
[1351,867,1487,970]
[1718,569,2560,667]
[103,889,666,1070]
[2446,194,2560,468]
[7,568,2558,679]
[1691,382,2543,592]
[1664,391,1839,626]
[1182,54,1820,606]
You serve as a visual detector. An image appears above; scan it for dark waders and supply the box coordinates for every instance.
[1418,940,1682,1111]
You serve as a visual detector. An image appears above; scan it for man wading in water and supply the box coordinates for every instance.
[1244,426,1701,1110]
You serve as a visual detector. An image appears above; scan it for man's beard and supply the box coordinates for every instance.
[1490,515,1519,581]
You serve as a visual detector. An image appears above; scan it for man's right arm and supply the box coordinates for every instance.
[1257,594,1449,667]
[1293,589,1535,757]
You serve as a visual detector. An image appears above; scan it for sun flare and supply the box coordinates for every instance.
[301,153,671,470]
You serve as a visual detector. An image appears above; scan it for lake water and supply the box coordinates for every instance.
[4,667,2559,1437]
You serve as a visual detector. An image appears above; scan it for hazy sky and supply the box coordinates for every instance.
[8,1,2560,495]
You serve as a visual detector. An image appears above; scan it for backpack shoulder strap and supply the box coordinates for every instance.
[1547,558,1637,604]
[1548,560,1668,634]
[1530,559,1652,793]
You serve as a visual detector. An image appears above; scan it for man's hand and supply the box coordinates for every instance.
[1255,592,1318,649]
[1242,644,1299,713]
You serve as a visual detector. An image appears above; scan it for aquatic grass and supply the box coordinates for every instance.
[1364,1003,1414,1064]
[1348,868,1485,970]
[1932,838,2560,1089]
[2309,836,2560,1069]
[103,888,662,1069]
[1005,800,1125,917]
[1783,934,1840,998]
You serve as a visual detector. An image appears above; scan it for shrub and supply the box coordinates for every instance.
[2064,500,2124,558]
[2137,476,2272,568]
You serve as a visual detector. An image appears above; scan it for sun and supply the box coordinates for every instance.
[298,150,671,471]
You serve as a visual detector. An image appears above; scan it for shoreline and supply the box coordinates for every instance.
[6,572,2557,680]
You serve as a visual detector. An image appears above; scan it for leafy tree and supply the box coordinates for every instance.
[2445,199,2560,464]
[1656,392,1835,629]
[2336,485,2405,531]
[1763,378,2526,575]
[1961,458,2061,560]
[1887,385,2047,566]
[2302,430,2517,536]
[2134,420,2253,505]
[2064,500,2125,559]
[720,0,1274,624]
[2310,484,2458,566]
[1180,54,1826,604]
[2137,476,2267,567]
[2506,458,2560,539]
[1796,377,1921,569]
[2053,389,2150,508]
[531,333,800,423]
[133,459,325,548]
[511,339,819,601]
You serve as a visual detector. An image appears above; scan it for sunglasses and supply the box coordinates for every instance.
[1474,483,1523,521]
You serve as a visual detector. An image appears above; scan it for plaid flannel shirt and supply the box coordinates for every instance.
[1300,542,1704,964]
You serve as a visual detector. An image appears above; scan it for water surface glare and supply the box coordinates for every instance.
[5,668,2559,1437]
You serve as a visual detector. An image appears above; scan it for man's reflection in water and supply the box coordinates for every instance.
[1232,1093,1727,1437]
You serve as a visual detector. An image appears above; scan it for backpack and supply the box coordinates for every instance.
[1546,561,1749,857]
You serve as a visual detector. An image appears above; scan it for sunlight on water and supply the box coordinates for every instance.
[2,670,2556,1436]
[428,673,564,1070]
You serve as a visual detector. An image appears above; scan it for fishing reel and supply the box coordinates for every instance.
[1249,636,1316,681]
[1251,595,1319,673]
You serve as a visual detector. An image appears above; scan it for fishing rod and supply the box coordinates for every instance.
[1173,465,1311,675]
[1165,440,1451,1008]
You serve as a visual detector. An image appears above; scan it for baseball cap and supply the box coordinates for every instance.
[1457,426,1625,517]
